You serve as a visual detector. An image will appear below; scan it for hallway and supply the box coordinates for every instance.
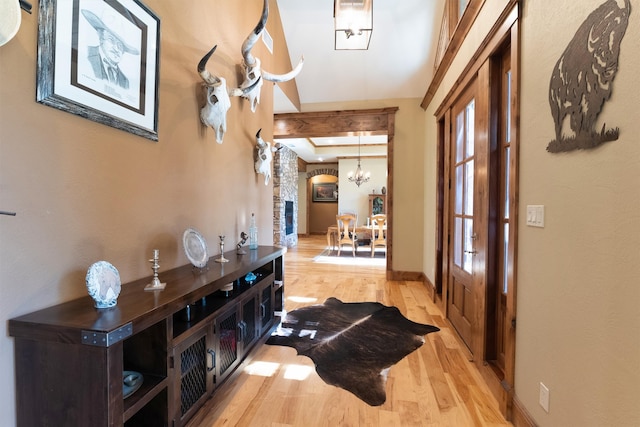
[187,235,512,426]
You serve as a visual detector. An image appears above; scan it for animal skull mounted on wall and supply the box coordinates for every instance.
[198,45,260,143]
[255,128,276,185]
[241,0,304,112]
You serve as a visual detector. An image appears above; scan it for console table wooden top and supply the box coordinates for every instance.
[9,246,285,344]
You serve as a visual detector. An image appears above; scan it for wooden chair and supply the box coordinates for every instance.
[370,214,387,257]
[336,214,358,256]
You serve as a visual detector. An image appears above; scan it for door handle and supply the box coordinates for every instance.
[464,250,477,254]
[237,322,246,341]
[207,349,216,372]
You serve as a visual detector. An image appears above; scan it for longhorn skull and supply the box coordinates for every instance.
[198,45,261,143]
[254,128,276,185]
[241,0,304,112]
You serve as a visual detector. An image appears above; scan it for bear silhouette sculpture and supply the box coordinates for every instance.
[266,297,440,405]
[548,0,630,152]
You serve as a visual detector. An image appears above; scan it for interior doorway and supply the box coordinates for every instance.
[274,108,398,275]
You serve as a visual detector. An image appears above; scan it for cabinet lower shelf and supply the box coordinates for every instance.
[124,375,168,422]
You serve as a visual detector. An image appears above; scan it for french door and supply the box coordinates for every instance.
[447,82,479,350]
[438,34,518,416]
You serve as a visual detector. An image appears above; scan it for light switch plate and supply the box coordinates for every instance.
[526,205,545,227]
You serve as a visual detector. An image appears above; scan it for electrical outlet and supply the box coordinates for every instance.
[539,382,550,412]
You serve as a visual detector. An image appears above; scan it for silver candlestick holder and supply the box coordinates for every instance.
[145,249,167,291]
[215,235,229,263]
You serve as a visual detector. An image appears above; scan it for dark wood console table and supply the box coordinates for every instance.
[9,246,285,427]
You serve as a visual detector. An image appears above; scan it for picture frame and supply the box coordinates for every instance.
[36,0,160,141]
[312,183,338,202]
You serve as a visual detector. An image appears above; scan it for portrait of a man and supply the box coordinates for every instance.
[81,9,139,90]
[37,0,159,140]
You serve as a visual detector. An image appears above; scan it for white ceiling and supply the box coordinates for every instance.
[272,0,444,163]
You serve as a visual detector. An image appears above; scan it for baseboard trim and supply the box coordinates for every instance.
[422,274,435,300]
[388,271,423,281]
[512,395,537,427]
[388,272,436,300]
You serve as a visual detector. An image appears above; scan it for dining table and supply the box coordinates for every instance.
[326,224,386,251]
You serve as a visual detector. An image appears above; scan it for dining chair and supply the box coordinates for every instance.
[336,213,358,256]
[370,214,387,257]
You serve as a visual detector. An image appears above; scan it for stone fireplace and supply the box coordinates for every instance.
[273,145,298,247]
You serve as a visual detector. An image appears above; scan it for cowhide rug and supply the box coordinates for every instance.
[266,297,440,406]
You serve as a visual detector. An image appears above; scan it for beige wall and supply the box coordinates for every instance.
[309,174,339,234]
[338,157,387,224]
[302,157,388,236]
[297,163,338,235]
[0,1,292,425]
[423,0,640,425]
[302,99,427,273]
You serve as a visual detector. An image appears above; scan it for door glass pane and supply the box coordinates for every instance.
[504,147,510,219]
[463,218,473,273]
[458,0,468,19]
[455,165,463,214]
[456,111,464,162]
[454,217,462,267]
[503,223,509,294]
[453,96,475,274]
[466,100,475,158]
[464,160,474,215]
[505,70,512,143]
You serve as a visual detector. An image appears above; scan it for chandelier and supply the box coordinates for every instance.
[348,136,370,187]
[334,0,373,50]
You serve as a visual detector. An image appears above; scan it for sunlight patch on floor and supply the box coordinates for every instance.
[244,360,313,381]
[313,252,386,267]
[288,295,318,304]
[244,361,280,377]
[283,364,314,381]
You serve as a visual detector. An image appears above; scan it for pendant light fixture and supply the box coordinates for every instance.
[334,0,373,50]
[348,136,371,187]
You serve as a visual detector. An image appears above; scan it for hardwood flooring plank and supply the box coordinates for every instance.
[187,236,512,427]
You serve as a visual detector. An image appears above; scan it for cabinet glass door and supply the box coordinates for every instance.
[240,294,258,351]
[173,325,213,426]
[216,307,239,384]
[260,282,274,335]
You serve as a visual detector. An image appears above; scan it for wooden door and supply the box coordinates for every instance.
[239,291,259,352]
[172,325,213,426]
[435,9,519,416]
[259,279,275,336]
[447,83,479,350]
[215,305,240,384]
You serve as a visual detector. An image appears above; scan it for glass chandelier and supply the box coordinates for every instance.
[348,136,371,187]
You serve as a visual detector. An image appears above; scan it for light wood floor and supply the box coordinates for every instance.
[187,235,512,427]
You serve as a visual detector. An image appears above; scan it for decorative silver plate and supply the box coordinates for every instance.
[123,370,143,399]
[86,261,121,309]
[183,228,208,268]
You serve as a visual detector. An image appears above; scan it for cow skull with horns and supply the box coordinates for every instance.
[255,129,277,185]
[198,45,261,143]
[241,0,304,112]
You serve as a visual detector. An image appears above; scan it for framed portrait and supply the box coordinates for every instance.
[36,0,160,141]
[312,183,338,202]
